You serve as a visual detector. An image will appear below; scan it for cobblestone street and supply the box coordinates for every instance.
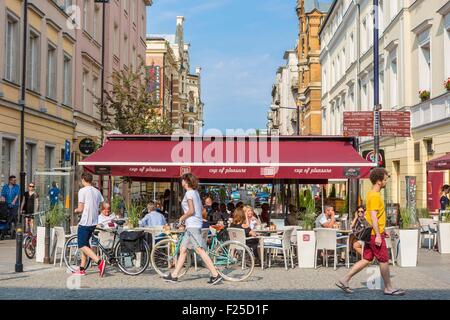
[1,240,449,300]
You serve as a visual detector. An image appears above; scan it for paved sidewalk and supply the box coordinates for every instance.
[0,240,449,300]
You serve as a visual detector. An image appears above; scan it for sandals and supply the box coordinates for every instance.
[384,289,406,296]
[335,281,354,294]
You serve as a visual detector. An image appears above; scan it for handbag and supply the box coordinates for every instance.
[354,217,373,242]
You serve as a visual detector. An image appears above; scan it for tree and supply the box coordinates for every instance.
[97,57,173,135]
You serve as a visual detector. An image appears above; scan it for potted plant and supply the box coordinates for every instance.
[444,78,450,92]
[125,202,142,229]
[297,191,317,268]
[36,204,66,263]
[396,207,419,267]
[438,210,450,254]
[419,90,430,102]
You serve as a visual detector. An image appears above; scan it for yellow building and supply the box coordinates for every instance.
[0,0,75,187]
[296,0,330,135]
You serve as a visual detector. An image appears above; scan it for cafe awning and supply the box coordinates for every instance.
[427,153,450,171]
[79,135,375,181]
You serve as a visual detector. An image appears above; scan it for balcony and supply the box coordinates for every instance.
[411,92,450,129]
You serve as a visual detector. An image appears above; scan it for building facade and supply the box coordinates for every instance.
[296,0,330,135]
[147,16,204,134]
[0,0,76,187]
[267,50,299,136]
[320,0,450,209]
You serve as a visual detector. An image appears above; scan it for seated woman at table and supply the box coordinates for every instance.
[349,206,366,256]
[230,207,261,263]
[244,205,261,230]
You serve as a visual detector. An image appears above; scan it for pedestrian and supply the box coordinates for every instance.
[163,173,222,284]
[73,172,105,277]
[1,175,21,237]
[48,181,61,208]
[440,184,449,212]
[21,182,39,233]
[336,168,405,296]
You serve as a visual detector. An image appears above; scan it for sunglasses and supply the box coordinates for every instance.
[357,210,364,213]
[29,185,35,188]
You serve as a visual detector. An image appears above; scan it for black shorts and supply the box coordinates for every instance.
[77,225,97,248]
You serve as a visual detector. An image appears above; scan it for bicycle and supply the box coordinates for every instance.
[63,220,150,276]
[22,211,46,259]
[151,223,255,282]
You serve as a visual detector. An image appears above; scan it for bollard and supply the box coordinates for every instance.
[44,220,51,264]
[15,227,23,272]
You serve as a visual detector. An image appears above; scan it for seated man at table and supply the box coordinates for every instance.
[139,201,167,228]
[97,203,117,228]
[315,205,336,228]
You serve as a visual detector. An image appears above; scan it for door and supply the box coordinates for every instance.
[427,171,444,213]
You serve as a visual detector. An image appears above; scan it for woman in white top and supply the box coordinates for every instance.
[244,205,261,230]
[163,173,222,285]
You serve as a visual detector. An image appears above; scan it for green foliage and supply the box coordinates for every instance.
[301,194,316,231]
[444,211,450,222]
[417,208,430,219]
[219,189,227,203]
[111,196,123,216]
[46,204,66,228]
[126,202,143,228]
[400,207,418,229]
[98,58,174,135]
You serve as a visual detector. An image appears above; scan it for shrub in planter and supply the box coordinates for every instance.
[297,196,317,268]
[419,90,430,102]
[397,208,419,267]
[126,202,143,228]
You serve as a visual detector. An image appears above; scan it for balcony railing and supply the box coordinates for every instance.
[411,92,450,129]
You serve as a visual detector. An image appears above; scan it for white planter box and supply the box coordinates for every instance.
[397,229,419,267]
[35,227,55,263]
[438,223,450,254]
[297,230,316,268]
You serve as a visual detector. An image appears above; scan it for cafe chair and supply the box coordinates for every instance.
[262,227,295,270]
[227,228,258,269]
[384,227,397,265]
[314,228,349,270]
[418,218,437,250]
[52,227,71,267]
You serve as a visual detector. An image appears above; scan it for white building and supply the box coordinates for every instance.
[267,50,299,135]
[320,0,450,209]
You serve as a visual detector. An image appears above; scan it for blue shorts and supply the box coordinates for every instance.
[77,225,97,248]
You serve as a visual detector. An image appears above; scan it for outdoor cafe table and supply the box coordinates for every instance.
[254,229,283,270]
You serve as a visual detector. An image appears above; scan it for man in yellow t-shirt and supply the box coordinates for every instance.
[336,167,405,296]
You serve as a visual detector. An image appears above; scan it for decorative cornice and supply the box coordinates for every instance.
[385,39,399,52]
[45,18,62,32]
[438,1,450,16]
[411,19,433,35]
[28,2,45,18]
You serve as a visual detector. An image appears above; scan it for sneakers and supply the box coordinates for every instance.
[163,273,178,283]
[97,259,106,277]
[72,269,86,276]
[207,274,223,285]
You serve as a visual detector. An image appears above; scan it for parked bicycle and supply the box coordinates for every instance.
[22,211,46,259]
[63,219,150,276]
[151,223,255,282]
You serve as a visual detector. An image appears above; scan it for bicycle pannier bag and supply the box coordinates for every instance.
[120,231,145,253]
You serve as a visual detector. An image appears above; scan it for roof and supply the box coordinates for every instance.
[147,34,176,45]
[79,135,374,181]
[304,0,332,14]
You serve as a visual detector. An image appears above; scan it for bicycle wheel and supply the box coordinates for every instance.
[23,236,35,259]
[63,234,92,272]
[151,238,191,278]
[115,240,150,276]
[212,240,255,282]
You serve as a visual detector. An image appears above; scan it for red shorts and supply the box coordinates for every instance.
[363,232,389,263]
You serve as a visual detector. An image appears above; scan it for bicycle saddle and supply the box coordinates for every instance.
[113,219,126,226]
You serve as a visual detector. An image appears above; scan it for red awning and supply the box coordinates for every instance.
[427,153,450,171]
[79,135,374,181]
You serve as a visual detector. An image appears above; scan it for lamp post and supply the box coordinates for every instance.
[16,0,29,273]
[373,0,381,166]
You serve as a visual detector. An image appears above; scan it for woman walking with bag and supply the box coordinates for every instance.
[163,173,222,285]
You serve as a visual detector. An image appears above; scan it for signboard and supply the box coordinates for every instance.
[343,112,374,137]
[64,140,71,162]
[380,111,411,137]
[79,138,96,156]
[146,65,161,103]
[344,167,361,178]
[95,166,111,175]
[362,149,385,167]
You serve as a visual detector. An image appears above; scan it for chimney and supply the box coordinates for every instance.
[176,16,185,26]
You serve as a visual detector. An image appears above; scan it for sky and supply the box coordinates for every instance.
[146,0,331,133]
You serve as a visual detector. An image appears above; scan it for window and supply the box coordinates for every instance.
[93,5,99,40]
[362,81,368,111]
[414,142,420,161]
[424,139,434,155]
[25,143,36,185]
[63,55,72,106]
[390,52,398,108]
[445,15,450,79]
[342,49,346,73]
[82,70,88,113]
[27,29,40,91]
[418,31,431,94]
[92,76,98,116]
[45,146,55,170]
[1,138,14,186]
[322,69,327,93]
[361,18,367,53]
[331,62,335,86]
[5,13,19,83]
[322,109,327,135]
[349,33,355,64]
[83,0,89,31]
[46,43,57,99]
[188,119,195,134]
